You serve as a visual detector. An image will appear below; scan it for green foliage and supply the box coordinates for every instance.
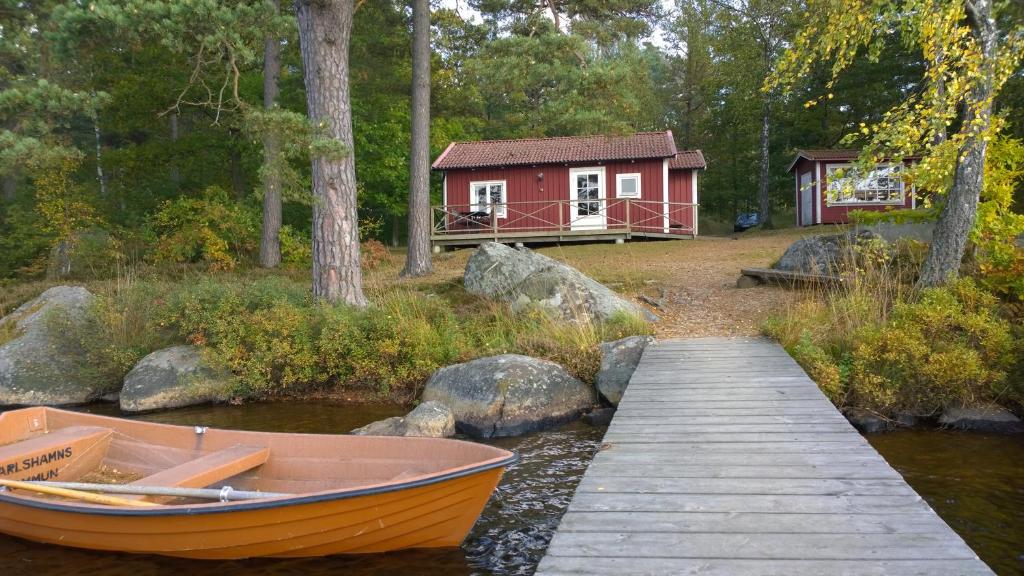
[148,186,258,270]
[767,278,1018,415]
[65,273,653,401]
[847,279,1015,413]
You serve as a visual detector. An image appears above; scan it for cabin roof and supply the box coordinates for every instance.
[432,131,679,170]
[669,150,706,170]
[787,149,922,173]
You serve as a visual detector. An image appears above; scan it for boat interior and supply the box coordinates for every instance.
[0,407,511,505]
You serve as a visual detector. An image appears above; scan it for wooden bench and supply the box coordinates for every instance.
[738,267,845,288]
[0,426,113,482]
[128,444,269,502]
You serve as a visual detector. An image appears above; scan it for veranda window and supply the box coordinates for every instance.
[470,181,507,218]
[826,164,904,205]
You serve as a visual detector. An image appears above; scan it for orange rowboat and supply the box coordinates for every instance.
[0,406,517,559]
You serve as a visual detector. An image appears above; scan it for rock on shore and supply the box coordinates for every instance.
[421,354,597,438]
[119,345,234,412]
[0,286,111,405]
[351,401,456,438]
[464,242,657,323]
[596,335,654,406]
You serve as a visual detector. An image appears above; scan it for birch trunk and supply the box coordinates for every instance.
[296,0,367,306]
[401,0,433,277]
[916,0,995,288]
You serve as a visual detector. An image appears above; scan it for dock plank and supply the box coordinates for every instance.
[535,338,993,575]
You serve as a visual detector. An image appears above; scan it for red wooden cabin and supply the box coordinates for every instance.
[431,131,705,247]
[788,149,921,226]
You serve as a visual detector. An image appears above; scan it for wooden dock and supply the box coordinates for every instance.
[536,337,994,575]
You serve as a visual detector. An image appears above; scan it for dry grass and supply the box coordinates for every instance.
[3,227,825,340]
[388,227,826,338]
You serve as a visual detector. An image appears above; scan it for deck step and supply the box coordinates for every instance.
[0,426,113,482]
[129,444,269,501]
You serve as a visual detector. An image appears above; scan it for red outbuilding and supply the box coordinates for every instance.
[430,131,705,247]
[788,149,921,226]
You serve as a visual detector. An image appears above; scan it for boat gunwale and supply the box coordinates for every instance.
[0,451,518,517]
[0,407,519,517]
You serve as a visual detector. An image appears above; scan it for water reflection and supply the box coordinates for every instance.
[868,429,1024,576]
[0,402,604,576]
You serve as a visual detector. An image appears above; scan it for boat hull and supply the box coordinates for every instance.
[0,466,504,559]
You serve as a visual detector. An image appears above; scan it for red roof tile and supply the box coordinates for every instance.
[432,131,678,170]
[669,150,706,170]
[787,149,922,172]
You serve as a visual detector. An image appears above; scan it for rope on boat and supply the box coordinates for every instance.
[17,481,292,502]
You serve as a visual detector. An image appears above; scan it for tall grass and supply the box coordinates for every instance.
[44,257,653,403]
[765,238,1019,415]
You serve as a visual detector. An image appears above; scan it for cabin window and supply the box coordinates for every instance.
[470,180,507,218]
[826,164,904,205]
[616,173,641,198]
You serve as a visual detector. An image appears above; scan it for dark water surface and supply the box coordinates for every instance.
[0,402,604,576]
[3,402,1023,575]
[867,430,1024,576]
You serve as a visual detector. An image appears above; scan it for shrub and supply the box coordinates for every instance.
[846,279,1015,414]
[768,277,1017,415]
[148,186,258,270]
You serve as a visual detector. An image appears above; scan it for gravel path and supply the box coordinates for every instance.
[422,228,815,339]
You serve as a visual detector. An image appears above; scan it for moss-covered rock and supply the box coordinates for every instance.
[119,345,234,412]
[0,286,110,405]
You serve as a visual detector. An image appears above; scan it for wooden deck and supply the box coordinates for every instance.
[536,337,994,575]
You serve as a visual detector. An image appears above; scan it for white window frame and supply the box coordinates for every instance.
[469,180,507,218]
[825,163,905,206]
[616,172,641,199]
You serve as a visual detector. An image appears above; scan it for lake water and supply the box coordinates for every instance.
[0,402,1021,575]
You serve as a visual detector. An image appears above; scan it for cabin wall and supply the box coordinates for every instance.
[442,159,670,232]
[667,169,697,233]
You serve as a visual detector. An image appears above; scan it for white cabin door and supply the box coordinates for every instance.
[569,167,606,230]
[800,171,813,226]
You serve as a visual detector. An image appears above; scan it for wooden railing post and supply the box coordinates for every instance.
[625,199,631,232]
[491,206,498,241]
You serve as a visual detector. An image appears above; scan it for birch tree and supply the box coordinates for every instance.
[769,0,1024,286]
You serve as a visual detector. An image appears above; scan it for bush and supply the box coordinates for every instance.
[148,186,258,270]
[846,279,1015,414]
[142,274,653,401]
[767,278,1017,415]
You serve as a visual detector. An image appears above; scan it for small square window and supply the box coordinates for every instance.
[617,173,641,198]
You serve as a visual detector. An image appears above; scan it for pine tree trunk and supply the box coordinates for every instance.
[259,0,283,269]
[296,0,367,306]
[402,0,434,277]
[916,0,995,288]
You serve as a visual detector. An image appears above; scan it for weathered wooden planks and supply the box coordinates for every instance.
[535,337,993,576]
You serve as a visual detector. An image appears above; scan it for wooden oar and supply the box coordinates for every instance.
[0,479,159,507]
[28,481,291,501]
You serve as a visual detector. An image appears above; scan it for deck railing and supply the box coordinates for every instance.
[432,198,698,239]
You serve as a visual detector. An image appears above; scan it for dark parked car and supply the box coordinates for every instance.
[734,212,761,232]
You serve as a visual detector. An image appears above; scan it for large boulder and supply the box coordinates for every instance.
[464,242,657,323]
[775,231,884,275]
[351,401,456,438]
[0,286,110,405]
[939,404,1023,433]
[774,234,848,275]
[421,354,597,438]
[596,336,654,406]
[119,345,234,412]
